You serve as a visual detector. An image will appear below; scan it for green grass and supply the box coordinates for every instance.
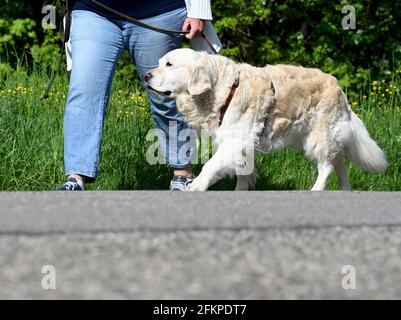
[0,67,400,191]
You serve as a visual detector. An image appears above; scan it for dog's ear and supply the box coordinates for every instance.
[188,67,212,96]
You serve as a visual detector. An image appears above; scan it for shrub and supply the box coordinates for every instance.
[212,0,401,94]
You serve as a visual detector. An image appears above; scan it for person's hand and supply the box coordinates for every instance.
[182,18,205,39]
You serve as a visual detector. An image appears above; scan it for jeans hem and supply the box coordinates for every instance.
[65,171,97,183]
[169,163,192,170]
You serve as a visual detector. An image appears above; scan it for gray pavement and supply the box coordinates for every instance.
[0,191,400,299]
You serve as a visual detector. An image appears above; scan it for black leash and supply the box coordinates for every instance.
[41,44,66,100]
[92,0,186,36]
[90,0,218,54]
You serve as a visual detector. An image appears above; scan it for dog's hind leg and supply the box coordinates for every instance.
[333,154,351,190]
[304,136,334,191]
[311,161,333,191]
[235,175,250,190]
[235,170,258,191]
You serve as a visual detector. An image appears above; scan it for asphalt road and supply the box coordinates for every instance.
[0,191,400,299]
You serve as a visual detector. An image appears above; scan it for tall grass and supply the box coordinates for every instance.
[0,67,400,191]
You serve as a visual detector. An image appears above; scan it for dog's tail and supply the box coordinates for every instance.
[344,110,387,172]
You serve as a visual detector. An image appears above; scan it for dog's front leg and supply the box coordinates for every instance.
[187,143,236,191]
[187,141,254,191]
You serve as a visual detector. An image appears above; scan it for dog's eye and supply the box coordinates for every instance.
[166,62,172,67]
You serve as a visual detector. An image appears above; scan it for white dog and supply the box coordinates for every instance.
[144,48,387,191]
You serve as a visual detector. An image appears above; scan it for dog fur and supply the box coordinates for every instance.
[145,48,387,191]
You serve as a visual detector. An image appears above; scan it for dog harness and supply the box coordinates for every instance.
[219,72,241,126]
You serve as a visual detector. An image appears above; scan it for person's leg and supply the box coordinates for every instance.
[123,7,195,181]
[62,10,125,186]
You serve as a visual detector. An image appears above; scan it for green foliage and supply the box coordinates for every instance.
[30,29,60,69]
[0,0,60,69]
[212,0,401,94]
[0,1,37,66]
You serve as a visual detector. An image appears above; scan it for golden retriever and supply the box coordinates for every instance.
[145,48,387,191]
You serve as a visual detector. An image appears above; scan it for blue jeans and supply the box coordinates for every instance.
[64,7,193,182]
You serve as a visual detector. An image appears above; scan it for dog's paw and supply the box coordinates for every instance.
[186,178,205,191]
[186,184,197,191]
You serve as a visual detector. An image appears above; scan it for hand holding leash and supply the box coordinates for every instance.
[182,18,205,39]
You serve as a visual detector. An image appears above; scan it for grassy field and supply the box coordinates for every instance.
[0,66,400,191]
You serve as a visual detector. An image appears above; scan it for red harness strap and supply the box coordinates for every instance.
[219,72,240,126]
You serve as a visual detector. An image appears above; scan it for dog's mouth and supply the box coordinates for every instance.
[147,85,172,97]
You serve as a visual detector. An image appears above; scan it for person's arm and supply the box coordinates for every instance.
[186,0,213,20]
[182,0,213,39]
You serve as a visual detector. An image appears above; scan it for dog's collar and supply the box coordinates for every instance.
[219,71,240,126]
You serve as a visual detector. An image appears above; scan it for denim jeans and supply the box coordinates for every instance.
[64,7,194,182]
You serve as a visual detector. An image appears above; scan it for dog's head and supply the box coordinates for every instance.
[144,48,213,98]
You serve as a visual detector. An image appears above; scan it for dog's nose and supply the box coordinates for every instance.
[144,72,152,82]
